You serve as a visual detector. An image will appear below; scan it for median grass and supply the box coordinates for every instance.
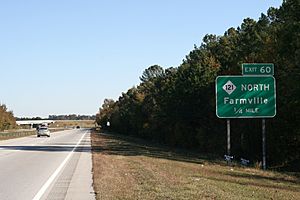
[91,131,300,200]
[49,120,95,129]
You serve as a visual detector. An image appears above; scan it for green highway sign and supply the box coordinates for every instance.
[216,76,276,118]
[242,63,274,76]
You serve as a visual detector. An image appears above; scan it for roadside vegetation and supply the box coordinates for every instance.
[48,114,96,120]
[0,104,17,131]
[96,0,300,171]
[0,105,94,140]
[92,131,300,200]
[48,120,95,129]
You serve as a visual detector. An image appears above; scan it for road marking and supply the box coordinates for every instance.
[0,147,21,152]
[30,139,48,146]
[32,131,87,200]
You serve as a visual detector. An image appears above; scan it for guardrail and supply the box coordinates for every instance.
[0,130,36,140]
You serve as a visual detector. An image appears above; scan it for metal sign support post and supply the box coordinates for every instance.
[216,63,276,170]
[262,119,266,170]
[227,119,231,156]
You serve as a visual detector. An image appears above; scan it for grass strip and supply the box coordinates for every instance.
[91,131,300,200]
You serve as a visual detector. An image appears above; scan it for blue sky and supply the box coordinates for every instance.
[0,0,282,118]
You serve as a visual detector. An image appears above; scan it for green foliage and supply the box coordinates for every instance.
[140,65,164,83]
[48,115,95,120]
[96,0,300,171]
[0,104,17,131]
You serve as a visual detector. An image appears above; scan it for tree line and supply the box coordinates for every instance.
[96,0,300,171]
[17,115,96,121]
[0,104,17,131]
[48,114,96,120]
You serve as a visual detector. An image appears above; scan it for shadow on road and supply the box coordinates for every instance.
[0,140,91,153]
[0,145,91,152]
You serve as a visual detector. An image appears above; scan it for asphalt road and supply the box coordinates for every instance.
[0,129,95,200]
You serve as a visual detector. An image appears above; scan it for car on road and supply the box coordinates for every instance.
[37,127,50,137]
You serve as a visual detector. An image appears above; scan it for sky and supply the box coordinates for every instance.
[0,0,282,118]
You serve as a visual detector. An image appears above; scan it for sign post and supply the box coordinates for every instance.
[227,119,231,156]
[242,63,275,170]
[262,118,266,170]
[216,73,276,169]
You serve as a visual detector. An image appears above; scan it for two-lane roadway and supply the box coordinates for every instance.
[0,129,95,200]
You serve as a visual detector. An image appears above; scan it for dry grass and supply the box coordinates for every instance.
[92,131,300,200]
[49,120,95,128]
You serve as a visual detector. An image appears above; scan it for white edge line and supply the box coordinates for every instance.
[32,131,87,200]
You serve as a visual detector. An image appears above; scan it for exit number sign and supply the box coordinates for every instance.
[242,63,274,76]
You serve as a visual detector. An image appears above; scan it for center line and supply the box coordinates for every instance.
[32,131,87,200]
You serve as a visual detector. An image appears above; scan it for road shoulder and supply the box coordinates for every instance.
[65,131,95,200]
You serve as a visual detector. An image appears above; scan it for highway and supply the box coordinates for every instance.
[0,129,95,200]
